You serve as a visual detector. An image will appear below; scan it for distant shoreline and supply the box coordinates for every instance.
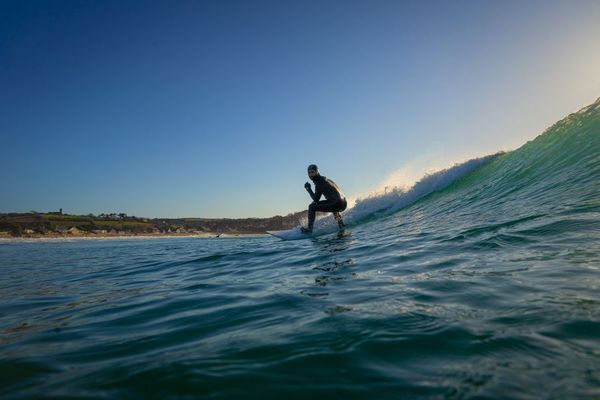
[0,211,303,239]
[0,232,268,242]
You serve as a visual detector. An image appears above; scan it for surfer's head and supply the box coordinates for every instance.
[307,164,319,180]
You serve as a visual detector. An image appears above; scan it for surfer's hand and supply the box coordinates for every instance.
[304,182,311,190]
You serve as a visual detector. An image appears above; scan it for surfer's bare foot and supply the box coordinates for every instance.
[300,227,312,234]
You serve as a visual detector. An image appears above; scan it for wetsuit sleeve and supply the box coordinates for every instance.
[307,187,321,202]
[313,185,323,202]
[306,186,316,201]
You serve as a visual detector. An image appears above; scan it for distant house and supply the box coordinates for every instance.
[24,229,35,234]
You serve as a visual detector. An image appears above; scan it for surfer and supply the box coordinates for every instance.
[301,164,347,233]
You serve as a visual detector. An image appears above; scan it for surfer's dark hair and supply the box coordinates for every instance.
[307,164,318,172]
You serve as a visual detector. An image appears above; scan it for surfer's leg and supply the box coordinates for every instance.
[314,199,338,212]
[313,200,347,229]
[306,202,318,231]
[333,212,345,229]
[305,200,337,232]
[336,199,347,229]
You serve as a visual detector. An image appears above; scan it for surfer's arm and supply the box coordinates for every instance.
[306,187,316,201]
[304,182,321,202]
[312,186,322,202]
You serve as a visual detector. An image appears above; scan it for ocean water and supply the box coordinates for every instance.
[1,99,600,399]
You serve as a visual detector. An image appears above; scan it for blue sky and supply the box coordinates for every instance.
[2,0,599,218]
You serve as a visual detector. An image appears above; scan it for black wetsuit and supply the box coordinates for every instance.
[306,175,347,230]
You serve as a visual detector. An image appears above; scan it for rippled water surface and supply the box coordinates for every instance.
[1,212,599,399]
